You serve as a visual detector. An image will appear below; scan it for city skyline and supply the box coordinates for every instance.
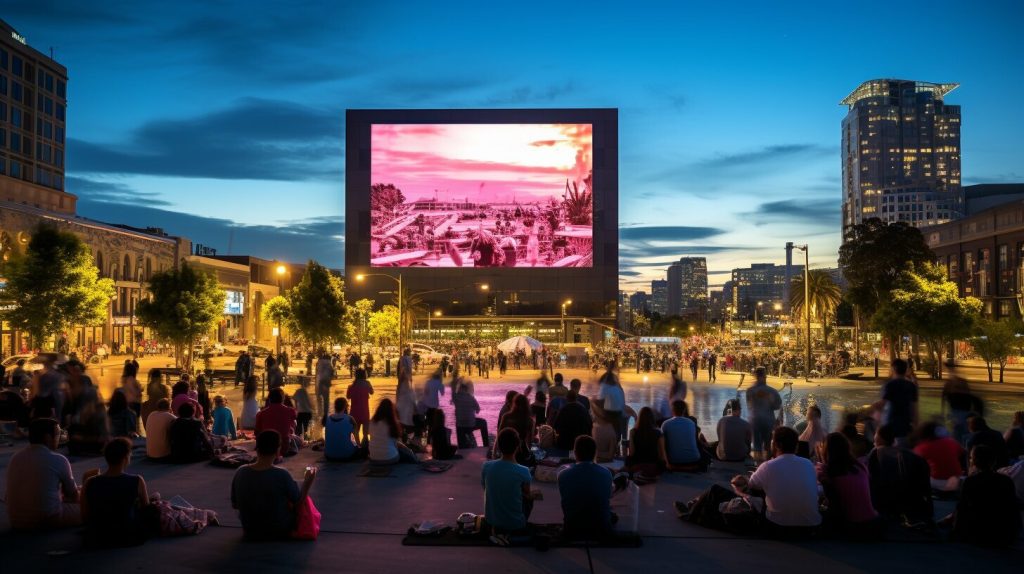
[5,1,1023,286]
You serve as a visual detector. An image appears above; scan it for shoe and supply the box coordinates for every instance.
[673,500,688,518]
[489,533,510,547]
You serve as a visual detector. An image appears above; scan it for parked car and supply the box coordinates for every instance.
[409,343,444,364]
[2,354,44,374]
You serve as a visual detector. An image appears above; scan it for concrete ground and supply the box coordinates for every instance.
[2,365,1021,572]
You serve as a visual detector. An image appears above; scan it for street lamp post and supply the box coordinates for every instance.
[794,244,811,380]
[356,272,404,352]
[561,299,572,346]
[275,264,286,357]
[754,301,763,344]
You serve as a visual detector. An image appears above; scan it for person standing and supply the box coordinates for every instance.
[422,368,445,434]
[266,358,284,391]
[707,352,717,383]
[597,362,626,446]
[745,366,782,464]
[315,354,334,421]
[876,359,918,447]
[346,369,374,444]
[235,351,252,387]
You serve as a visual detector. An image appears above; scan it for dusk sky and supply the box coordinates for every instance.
[7,1,1023,290]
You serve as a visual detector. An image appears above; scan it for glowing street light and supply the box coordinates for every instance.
[274,263,287,356]
[561,299,573,345]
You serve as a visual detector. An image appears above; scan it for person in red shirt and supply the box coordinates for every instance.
[912,421,964,491]
[346,369,374,444]
[255,389,298,458]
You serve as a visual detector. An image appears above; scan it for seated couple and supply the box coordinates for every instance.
[481,428,617,542]
[146,400,225,463]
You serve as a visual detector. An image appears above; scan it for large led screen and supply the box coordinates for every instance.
[370,123,593,268]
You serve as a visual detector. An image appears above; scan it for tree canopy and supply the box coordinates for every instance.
[838,218,935,319]
[288,261,346,348]
[135,262,224,368]
[971,318,1022,383]
[882,262,980,378]
[2,225,115,349]
[261,295,295,338]
[367,304,400,348]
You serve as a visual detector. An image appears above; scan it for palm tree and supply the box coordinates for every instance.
[790,270,843,345]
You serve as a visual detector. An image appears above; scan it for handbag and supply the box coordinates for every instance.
[291,496,322,540]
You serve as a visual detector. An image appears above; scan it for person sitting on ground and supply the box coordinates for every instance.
[731,426,821,536]
[549,372,569,399]
[240,375,259,431]
[627,406,663,475]
[428,409,459,460]
[799,405,827,461]
[498,394,536,465]
[966,415,1008,469]
[168,403,215,463]
[715,399,752,462]
[839,413,872,459]
[170,381,202,421]
[497,390,518,428]
[816,432,879,536]
[559,435,615,540]
[481,428,537,541]
[530,391,548,427]
[998,457,1024,506]
[107,389,139,438]
[569,378,590,413]
[1004,410,1024,462]
[5,418,86,530]
[592,410,618,463]
[912,421,964,492]
[948,445,1022,547]
[61,359,109,456]
[145,399,175,461]
[453,381,489,449]
[552,391,592,452]
[324,397,361,461]
[661,400,706,471]
[368,398,417,464]
[212,395,237,440]
[255,388,298,458]
[346,368,374,444]
[81,437,150,547]
[231,430,316,540]
[866,424,933,524]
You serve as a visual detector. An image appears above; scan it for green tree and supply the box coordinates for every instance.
[370,183,406,214]
[838,218,934,352]
[136,262,225,370]
[2,225,115,349]
[972,318,1023,383]
[288,261,346,350]
[367,305,400,349]
[790,269,843,346]
[344,298,375,352]
[261,295,295,342]
[883,262,981,379]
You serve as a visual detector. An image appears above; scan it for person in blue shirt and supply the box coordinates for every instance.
[558,435,614,539]
[481,428,537,541]
[324,397,361,461]
[211,395,237,440]
[660,400,705,470]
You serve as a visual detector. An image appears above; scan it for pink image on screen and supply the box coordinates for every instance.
[370,123,593,268]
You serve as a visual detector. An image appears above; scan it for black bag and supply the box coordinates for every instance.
[678,484,736,530]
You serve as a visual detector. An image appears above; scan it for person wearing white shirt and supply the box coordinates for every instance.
[733,426,821,535]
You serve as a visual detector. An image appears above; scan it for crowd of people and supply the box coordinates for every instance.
[3,348,1023,549]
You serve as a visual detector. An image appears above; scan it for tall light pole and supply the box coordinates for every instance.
[561,299,572,346]
[429,309,441,342]
[275,264,286,357]
[794,244,811,381]
[128,262,143,355]
[356,272,404,352]
[754,301,763,344]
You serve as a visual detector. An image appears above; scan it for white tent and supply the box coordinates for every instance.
[496,335,544,354]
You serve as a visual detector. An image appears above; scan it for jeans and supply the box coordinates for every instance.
[457,418,490,448]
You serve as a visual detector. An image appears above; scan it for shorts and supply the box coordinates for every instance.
[752,419,774,452]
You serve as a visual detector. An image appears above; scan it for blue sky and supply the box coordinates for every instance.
[8,1,1024,289]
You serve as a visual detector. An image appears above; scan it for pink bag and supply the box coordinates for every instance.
[291,497,322,540]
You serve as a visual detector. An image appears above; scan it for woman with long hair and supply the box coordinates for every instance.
[368,398,416,464]
[240,375,259,430]
[498,394,536,465]
[627,406,663,475]
[817,432,879,536]
[800,404,828,461]
[108,389,138,438]
[140,369,169,430]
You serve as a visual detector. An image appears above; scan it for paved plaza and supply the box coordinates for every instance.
[1,367,1021,573]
